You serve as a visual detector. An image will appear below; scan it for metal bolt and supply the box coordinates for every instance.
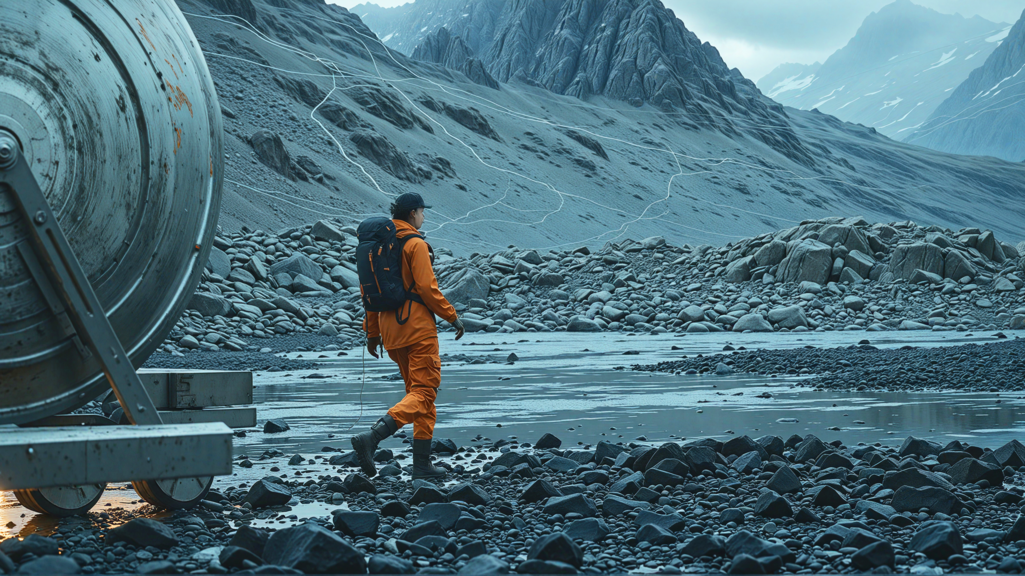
[34,211,46,225]
[0,133,17,170]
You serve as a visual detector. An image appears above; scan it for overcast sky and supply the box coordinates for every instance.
[329,0,1025,81]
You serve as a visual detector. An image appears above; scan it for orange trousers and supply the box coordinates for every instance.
[385,337,441,440]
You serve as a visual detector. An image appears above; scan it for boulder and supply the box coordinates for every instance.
[724,256,755,282]
[332,511,380,537]
[270,253,322,282]
[754,240,787,267]
[263,523,366,574]
[527,533,583,568]
[725,530,795,562]
[311,220,345,243]
[443,269,490,304]
[733,313,773,332]
[766,466,802,494]
[543,494,597,518]
[778,239,832,284]
[817,224,870,254]
[844,250,874,279]
[679,305,706,323]
[566,316,601,332]
[206,247,231,278]
[891,486,961,515]
[563,518,610,542]
[890,243,944,281]
[244,479,292,508]
[188,293,231,317]
[330,265,360,289]
[767,305,807,329]
[106,518,177,549]
[458,555,508,574]
[754,490,793,518]
[948,458,1003,485]
[909,521,963,560]
[351,131,429,183]
[249,130,293,180]
[944,249,976,280]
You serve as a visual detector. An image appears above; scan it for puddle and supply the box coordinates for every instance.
[245,501,343,530]
[3,330,1020,526]
[0,485,160,540]
[240,331,1023,459]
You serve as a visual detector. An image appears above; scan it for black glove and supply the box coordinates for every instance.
[450,318,465,340]
[366,336,383,358]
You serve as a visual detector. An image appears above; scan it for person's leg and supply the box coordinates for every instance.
[349,346,409,477]
[402,339,445,478]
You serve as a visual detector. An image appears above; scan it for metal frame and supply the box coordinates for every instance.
[0,129,160,426]
[0,129,234,500]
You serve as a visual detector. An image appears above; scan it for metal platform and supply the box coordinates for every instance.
[0,423,232,491]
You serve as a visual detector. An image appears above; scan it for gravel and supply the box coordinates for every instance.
[637,336,1025,393]
[18,431,1025,574]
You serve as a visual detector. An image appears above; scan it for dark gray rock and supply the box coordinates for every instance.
[244,479,292,508]
[892,486,961,515]
[527,533,583,568]
[368,554,415,574]
[263,523,366,574]
[909,521,963,560]
[851,541,895,570]
[0,535,57,561]
[249,130,293,180]
[754,490,793,518]
[332,510,380,537]
[458,554,508,574]
[106,518,178,549]
[542,494,597,518]
[563,518,610,542]
[350,131,427,183]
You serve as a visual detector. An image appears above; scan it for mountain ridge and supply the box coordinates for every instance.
[178,0,1025,257]
[757,0,1008,139]
[906,8,1025,162]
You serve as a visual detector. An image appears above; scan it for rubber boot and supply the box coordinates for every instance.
[350,415,398,478]
[412,438,446,479]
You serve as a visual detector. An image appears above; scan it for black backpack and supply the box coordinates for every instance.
[356,217,427,315]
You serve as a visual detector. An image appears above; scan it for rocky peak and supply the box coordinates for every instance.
[907,8,1025,161]
[412,27,500,89]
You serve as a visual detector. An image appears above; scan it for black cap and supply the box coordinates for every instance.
[393,192,431,211]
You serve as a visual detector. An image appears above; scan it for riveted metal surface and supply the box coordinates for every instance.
[0,0,223,423]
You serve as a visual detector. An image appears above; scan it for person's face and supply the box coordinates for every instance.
[411,207,425,230]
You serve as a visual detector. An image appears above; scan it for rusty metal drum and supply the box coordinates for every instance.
[0,0,223,424]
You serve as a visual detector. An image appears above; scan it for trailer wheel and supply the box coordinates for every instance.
[133,477,213,509]
[13,483,106,517]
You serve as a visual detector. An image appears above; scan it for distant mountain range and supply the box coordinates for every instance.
[906,8,1025,162]
[177,0,1025,253]
[757,0,1009,140]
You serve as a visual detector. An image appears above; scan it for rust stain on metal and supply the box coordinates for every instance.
[164,59,179,80]
[173,126,183,154]
[136,20,156,51]
[209,155,213,176]
[172,54,184,76]
[164,79,193,117]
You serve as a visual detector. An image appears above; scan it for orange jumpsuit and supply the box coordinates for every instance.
[363,220,458,440]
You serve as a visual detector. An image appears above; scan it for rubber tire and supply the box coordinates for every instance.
[13,483,106,517]
[132,477,213,510]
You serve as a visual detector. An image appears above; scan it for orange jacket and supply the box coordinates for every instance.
[363,220,458,350]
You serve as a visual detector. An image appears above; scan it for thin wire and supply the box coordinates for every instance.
[342,338,368,432]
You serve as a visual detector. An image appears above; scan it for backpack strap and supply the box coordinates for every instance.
[393,233,433,325]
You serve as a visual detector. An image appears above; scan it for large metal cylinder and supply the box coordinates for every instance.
[0,0,223,424]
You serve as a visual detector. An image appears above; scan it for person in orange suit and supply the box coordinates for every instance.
[350,193,464,479]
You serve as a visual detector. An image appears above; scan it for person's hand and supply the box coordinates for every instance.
[450,318,465,341]
[366,336,383,358]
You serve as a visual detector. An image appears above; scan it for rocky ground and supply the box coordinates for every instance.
[153,216,1025,363]
[10,432,1025,574]
[637,335,1025,393]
